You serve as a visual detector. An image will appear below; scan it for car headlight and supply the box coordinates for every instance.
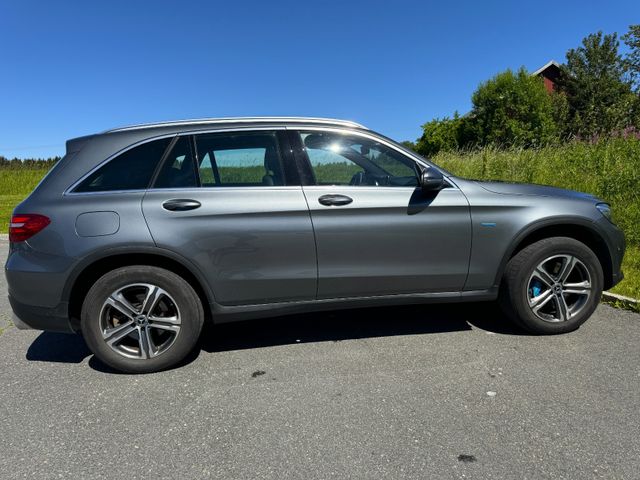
[596,203,612,222]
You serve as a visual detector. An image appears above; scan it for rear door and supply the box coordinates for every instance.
[290,128,472,299]
[142,130,317,306]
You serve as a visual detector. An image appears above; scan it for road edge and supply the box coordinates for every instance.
[602,291,640,313]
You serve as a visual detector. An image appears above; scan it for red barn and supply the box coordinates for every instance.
[532,60,561,93]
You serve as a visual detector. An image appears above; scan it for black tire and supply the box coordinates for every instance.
[81,266,204,373]
[499,237,603,334]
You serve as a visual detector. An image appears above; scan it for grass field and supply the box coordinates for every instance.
[1,138,638,303]
[0,168,48,228]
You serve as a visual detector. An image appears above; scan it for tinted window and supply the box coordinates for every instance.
[300,131,418,187]
[74,138,171,192]
[194,132,285,187]
[153,137,198,189]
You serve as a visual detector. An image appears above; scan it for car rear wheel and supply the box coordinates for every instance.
[81,266,204,373]
[500,237,603,334]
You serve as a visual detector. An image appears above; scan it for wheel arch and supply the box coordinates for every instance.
[495,219,614,290]
[65,247,215,330]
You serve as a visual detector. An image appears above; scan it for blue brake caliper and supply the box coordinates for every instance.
[529,279,543,298]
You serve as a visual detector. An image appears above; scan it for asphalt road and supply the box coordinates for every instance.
[1,237,639,479]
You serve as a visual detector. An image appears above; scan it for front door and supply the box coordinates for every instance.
[142,130,317,306]
[292,129,472,299]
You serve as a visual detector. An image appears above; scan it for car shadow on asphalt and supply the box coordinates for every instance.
[26,331,91,364]
[200,301,525,354]
[24,301,526,373]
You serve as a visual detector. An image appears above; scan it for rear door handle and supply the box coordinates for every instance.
[318,194,353,207]
[162,199,201,211]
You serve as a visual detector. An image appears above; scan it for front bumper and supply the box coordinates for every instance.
[8,295,74,333]
[595,217,626,289]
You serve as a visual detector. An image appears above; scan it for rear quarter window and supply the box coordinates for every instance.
[73,138,172,193]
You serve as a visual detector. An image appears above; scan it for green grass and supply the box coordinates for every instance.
[0,168,49,231]
[612,245,640,302]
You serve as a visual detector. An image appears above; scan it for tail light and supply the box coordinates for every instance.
[9,214,51,242]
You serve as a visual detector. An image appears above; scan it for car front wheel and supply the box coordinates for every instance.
[500,237,604,334]
[81,266,204,373]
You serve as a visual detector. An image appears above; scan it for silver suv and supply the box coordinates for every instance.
[5,117,625,373]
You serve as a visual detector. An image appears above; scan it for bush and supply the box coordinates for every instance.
[469,68,559,147]
[416,114,469,157]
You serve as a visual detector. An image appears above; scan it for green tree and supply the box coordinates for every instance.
[468,68,558,147]
[622,24,640,92]
[416,113,469,156]
[558,31,637,137]
[400,140,417,151]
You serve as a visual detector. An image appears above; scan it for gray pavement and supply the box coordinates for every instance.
[1,238,639,479]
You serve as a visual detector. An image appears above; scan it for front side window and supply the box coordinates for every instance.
[300,131,419,187]
[194,132,285,187]
[74,138,171,193]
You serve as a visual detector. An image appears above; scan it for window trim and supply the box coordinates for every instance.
[289,128,434,188]
[65,126,442,196]
[188,129,299,189]
[65,134,177,196]
[287,126,450,175]
[148,136,180,189]
[149,135,202,190]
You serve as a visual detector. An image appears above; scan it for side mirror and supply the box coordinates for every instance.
[419,167,445,191]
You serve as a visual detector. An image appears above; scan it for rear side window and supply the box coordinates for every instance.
[194,132,285,187]
[74,138,171,193]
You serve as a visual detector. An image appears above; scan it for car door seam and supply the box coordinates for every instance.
[300,186,321,299]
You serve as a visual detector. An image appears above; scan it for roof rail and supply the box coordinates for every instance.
[104,117,367,133]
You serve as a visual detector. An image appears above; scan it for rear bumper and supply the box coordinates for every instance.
[8,295,74,333]
[5,243,76,333]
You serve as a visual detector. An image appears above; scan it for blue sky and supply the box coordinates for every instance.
[1,0,638,159]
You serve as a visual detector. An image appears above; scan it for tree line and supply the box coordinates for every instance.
[407,25,640,156]
[0,156,61,168]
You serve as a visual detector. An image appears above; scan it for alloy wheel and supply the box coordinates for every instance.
[99,283,181,359]
[527,255,592,323]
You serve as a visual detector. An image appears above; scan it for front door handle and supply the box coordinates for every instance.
[162,199,202,212]
[318,194,353,207]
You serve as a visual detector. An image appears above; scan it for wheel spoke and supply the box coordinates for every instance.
[103,320,136,345]
[137,326,152,359]
[533,267,555,287]
[558,256,577,284]
[555,294,570,321]
[563,280,591,296]
[106,293,139,319]
[148,320,180,333]
[141,286,162,316]
[148,314,180,325]
[529,288,553,311]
